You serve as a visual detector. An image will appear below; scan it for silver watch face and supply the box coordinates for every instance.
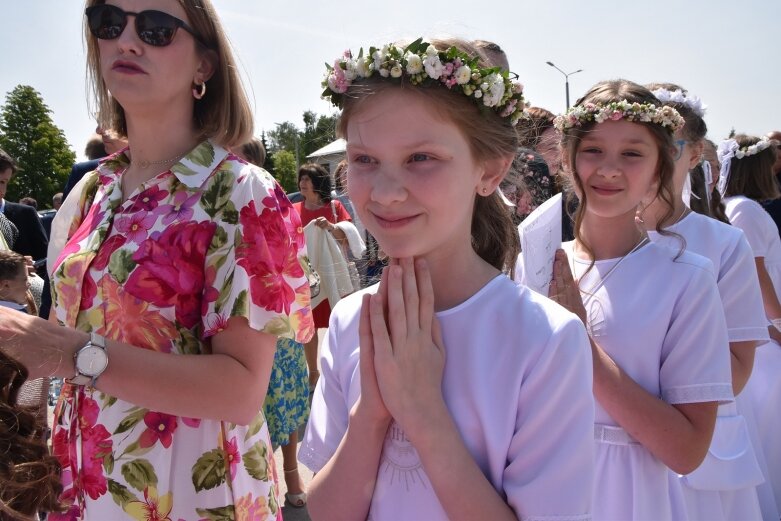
[77,345,108,377]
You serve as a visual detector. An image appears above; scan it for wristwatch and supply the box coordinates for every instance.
[66,333,108,388]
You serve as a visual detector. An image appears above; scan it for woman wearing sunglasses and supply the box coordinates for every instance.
[0,1,313,518]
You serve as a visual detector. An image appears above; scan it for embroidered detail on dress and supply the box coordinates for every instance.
[380,421,429,491]
[662,383,733,404]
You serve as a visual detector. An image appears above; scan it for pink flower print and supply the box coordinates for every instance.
[127,184,167,213]
[204,312,229,337]
[182,417,201,428]
[161,189,200,225]
[138,411,178,449]
[92,235,127,271]
[115,212,157,243]
[124,221,216,329]
[55,204,106,269]
[224,436,240,480]
[610,110,623,121]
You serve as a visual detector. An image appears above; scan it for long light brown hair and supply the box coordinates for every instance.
[335,37,520,274]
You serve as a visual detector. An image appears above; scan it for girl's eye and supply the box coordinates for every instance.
[623,151,643,157]
[352,155,373,164]
[581,147,601,154]
[410,153,431,162]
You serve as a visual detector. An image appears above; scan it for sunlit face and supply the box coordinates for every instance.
[537,127,562,174]
[346,89,485,260]
[575,119,660,220]
[0,266,29,305]
[0,168,11,200]
[97,0,205,116]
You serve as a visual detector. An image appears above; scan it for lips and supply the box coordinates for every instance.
[371,212,420,229]
[112,60,146,74]
[591,185,622,195]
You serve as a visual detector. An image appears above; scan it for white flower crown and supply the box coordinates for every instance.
[554,100,685,133]
[321,38,528,125]
[651,88,707,117]
[716,137,774,195]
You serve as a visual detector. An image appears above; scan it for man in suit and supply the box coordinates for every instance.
[0,149,48,262]
[63,129,127,201]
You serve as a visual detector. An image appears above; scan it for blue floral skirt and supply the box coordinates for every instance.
[263,337,310,447]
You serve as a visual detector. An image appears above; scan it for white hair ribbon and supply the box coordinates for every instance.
[701,160,712,210]
[716,139,739,196]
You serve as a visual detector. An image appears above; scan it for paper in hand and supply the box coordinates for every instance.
[518,193,563,295]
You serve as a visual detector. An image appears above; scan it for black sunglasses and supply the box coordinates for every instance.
[85,4,206,48]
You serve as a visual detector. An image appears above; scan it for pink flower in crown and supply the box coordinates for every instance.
[442,62,454,77]
[115,211,157,243]
[328,61,349,93]
[609,110,623,121]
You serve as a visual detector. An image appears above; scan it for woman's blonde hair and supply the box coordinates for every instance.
[335,37,520,275]
[84,0,253,148]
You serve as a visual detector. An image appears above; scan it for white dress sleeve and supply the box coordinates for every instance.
[717,232,770,341]
[728,198,773,258]
[504,316,594,520]
[299,297,360,472]
[660,260,733,404]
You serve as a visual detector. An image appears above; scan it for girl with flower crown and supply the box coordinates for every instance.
[640,85,773,521]
[719,134,781,514]
[299,37,595,521]
[531,79,733,520]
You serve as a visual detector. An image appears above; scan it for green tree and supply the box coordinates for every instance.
[260,131,275,175]
[300,110,337,158]
[271,150,297,193]
[266,111,337,171]
[0,85,75,206]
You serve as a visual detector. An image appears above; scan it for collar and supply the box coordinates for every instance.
[103,140,230,190]
[0,198,5,213]
[0,299,27,312]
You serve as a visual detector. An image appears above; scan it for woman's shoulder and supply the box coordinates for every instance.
[644,241,716,278]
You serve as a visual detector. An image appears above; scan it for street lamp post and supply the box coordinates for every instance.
[546,61,583,110]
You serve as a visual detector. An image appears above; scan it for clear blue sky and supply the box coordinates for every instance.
[2,0,779,160]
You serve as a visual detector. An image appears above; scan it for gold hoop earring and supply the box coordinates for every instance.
[193,82,206,100]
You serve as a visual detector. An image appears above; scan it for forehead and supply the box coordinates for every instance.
[346,89,465,149]
[580,119,656,143]
[107,0,190,21]
[0,168,12,181]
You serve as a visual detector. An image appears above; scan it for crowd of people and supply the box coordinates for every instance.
[0,1,779,520]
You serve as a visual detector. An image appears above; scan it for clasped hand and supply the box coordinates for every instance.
[356,258,446,438]
[548,249,588,325]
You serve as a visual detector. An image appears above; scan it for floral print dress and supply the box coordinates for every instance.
[49,141,314,520]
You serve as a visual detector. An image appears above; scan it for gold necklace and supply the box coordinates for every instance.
[130,150,187,169]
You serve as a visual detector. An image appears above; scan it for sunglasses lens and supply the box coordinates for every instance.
[87,5,126,40]
[136,11,179,46]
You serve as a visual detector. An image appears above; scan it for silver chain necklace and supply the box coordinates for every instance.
[572,235,650,305]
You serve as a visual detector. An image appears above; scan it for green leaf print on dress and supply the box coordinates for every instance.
[121,459,158,491]
[242,441,270,481]
[192,448,228,492]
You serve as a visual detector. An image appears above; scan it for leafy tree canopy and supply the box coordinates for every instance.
[0,85,75,207]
